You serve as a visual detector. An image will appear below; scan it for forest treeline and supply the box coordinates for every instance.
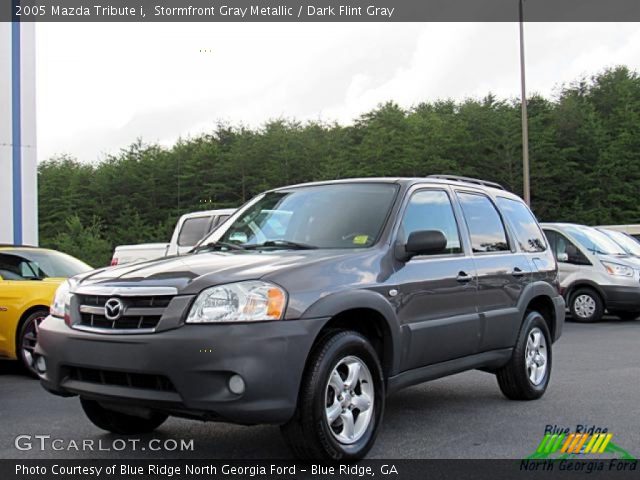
[38,66,640,266]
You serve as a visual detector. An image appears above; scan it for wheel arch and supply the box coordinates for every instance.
[301,289,402,377]
[564,281,606,306]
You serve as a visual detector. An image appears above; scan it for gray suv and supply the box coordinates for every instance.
[37,176,564,460]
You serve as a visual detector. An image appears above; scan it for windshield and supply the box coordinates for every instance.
[0,249,92,280]
[600,229,640,256]
[564,225,627,256]
[202,183,398,250]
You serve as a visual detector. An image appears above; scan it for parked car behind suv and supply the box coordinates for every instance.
[542,223,640,322]
[111,208,236,266]
[0,246,92,375]
[37,176,564,460]
[597,227,640,260]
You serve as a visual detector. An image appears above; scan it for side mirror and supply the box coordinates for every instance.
[557,252,569,263]
[405,230,448,259]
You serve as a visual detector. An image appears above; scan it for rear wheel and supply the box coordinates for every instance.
[281,330,384,460]
[569,288,604,323]
[80,398,168,434]
[497,311,552,400]
[17,310,48,378]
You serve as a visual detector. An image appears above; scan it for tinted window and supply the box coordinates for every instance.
[401,190,462,254]
[212,183,398,249]
[543,230,590,265]
[457,192,510,253]
[178,216,212,246]
[496,197,546,252]
[0,250,92,280]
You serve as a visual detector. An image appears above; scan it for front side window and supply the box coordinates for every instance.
[400,190,462,254]
[543,230,590,265]
[495,197,546,253]
[207,183,398,249]
[178,216,213,246]
[457,192,510,253]
[0,250,92,280]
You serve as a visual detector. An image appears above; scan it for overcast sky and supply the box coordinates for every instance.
[36,22,640,163]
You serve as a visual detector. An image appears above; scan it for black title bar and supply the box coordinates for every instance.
[2,0,640,22]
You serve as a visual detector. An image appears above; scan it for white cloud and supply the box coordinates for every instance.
[35,22,640,162]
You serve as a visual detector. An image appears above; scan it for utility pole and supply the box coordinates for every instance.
[519,0,531,205]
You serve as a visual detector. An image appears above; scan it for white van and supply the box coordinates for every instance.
[541,223,640,322]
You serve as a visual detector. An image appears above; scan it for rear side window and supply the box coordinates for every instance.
[457,192,510,253]
[178,216,212,246]
[495,197,546,252]
[401,190,462,254]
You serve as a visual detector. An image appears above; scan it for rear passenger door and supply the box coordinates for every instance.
[455,191,532,352]
[392,188,480,370]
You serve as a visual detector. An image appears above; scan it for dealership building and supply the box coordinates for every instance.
[0,21,37,246]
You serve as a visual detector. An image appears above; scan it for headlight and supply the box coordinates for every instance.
[601,261,634,277]
[186,281,287,323]
[50,280,73,319]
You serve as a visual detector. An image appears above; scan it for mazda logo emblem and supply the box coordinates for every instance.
[104,298,124,321]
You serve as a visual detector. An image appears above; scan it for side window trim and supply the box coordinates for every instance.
[455,189,513,255]
[393,186,467,259]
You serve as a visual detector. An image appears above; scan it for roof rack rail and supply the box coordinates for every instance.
[427,174,506,191]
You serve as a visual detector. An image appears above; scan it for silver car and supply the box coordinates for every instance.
[597,227,640,259]
[542,223,640,322]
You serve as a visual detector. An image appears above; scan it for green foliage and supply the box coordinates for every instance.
[38,67,640,266]
[42,215,111,268]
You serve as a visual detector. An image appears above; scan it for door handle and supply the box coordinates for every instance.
[456,271,473,283]
[512,267,525,277]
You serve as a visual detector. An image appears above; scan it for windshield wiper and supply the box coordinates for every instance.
[244,240,318,250]
[192,241,246,253]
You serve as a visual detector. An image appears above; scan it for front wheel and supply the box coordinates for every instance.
[80,398,168,434]
[281,330,385,460]
[17,310,48,378]
[496,311,552,400]
[569,288,604,323]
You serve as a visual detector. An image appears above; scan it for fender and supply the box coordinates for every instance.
[300,288,403,376]
[563,279,606,303]
[513,281,563,341]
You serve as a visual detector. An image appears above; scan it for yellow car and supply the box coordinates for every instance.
[0,246,92,376]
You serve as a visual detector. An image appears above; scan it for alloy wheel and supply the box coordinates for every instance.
[20,314,45,374]
[324,355,374,445]
[525,327,548,386]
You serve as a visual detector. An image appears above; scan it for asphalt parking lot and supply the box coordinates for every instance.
[1,320,638,460]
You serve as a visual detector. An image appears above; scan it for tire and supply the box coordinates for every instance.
[496,311,552,400]
[281,330,385,460]
[17,309,48,378]
[80,398,168,434]
[609,310,639,321]
[569,288,604,323]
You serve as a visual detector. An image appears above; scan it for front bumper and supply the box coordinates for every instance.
[36,315,328,425]
[601,285,640,312]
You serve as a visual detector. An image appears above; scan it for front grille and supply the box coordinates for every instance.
[68,366,176,392]
[79,313,162,329]
[75,294,173,333]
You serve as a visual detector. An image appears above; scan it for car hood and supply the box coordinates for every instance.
[75,250,356,294]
